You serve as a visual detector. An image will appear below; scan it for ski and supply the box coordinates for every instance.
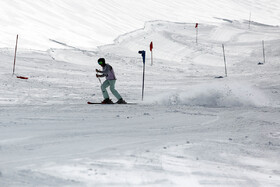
[87,102,113,105]
[87,102,136,105]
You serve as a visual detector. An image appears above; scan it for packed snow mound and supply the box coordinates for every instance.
[145,81,270,107]
[0,0,279,50]
[100,19,280,65]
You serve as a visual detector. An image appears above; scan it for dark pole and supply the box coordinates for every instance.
[138,50,146,101]
[142,62,145,101]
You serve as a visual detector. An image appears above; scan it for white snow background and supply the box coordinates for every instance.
[0,0,280,186]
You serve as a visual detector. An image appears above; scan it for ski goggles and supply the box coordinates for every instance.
[98,60,103,65]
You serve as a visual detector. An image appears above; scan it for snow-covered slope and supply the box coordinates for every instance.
[0,1,280,187]
[0,0,280,50]
[1,18,280,186]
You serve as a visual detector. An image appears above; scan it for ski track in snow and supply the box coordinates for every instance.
[0,2,280,186]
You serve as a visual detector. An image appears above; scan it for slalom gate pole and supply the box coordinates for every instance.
[150,41,153,66]
[196,27,198,44]
[222,44,228,77]
[151,51,153,66]
[13,34,19,75]
[138,50,146,101]
[142,61,145,101]
[262,40,266,64]
[195,23,199,44]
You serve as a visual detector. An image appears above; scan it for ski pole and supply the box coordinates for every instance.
[98,77,102,84]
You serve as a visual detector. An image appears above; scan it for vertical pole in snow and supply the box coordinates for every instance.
[150,41,153,66]
[195,23,198,44]
[248,12,251,29]
[196,28,198,44]
[142,61,146,101]
[151,51,153,66]
[222,44,228,77]
[138,50,146,101]
[262,40,266,64]
[13,34,19,75]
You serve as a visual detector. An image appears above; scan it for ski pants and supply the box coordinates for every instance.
[101,80,122,100]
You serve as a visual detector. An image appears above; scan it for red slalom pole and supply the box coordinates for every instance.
[195,23,198,44]
[150,41,153,66]
[13,34,19,75]
[12,35,29,80]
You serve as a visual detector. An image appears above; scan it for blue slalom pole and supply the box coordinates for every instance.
[138,50,146,101]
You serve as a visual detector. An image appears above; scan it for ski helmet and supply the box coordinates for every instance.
[98,58,105,65]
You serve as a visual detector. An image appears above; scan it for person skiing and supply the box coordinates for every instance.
[96,58,126,104]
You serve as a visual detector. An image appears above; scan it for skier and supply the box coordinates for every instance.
[96,58,126,104]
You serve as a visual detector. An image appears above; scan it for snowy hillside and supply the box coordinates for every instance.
[0,0,280,50]
[1,0,280,187]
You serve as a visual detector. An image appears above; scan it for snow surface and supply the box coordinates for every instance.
[1,0,280,50]
[1,1,280,187]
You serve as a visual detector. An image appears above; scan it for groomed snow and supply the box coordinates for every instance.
[0,0,280,50]
[1,1,280,187]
